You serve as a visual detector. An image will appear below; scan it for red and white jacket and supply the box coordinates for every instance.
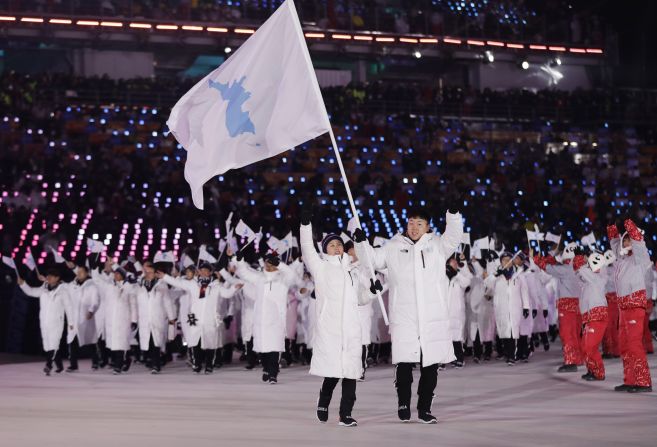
[607,219,652,309]
[572,255,608,323]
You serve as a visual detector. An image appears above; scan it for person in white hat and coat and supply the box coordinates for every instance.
[66,264,101,371]
[299,208,378,427]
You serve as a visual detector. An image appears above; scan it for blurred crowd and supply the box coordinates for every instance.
[1,73,657,267]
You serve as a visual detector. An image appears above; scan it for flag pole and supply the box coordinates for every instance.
[287,0,387,324]
[328,127,389,326]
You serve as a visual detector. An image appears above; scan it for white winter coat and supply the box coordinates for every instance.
[486,267,530,339]
[162,275,238,350]
[355,211,463,367]
[448,267,473,342]
[467,261,495,342]
[235,261,296,353]
[300,224,374,379]
[92,271,138,351]
[135,280,177,351]
[20,282,74,352]
[67,279,101,346]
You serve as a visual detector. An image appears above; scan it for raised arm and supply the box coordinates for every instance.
[300,223,323,277]
[19,282,44,298]
[235,260,262,284]
[624,219,651,268]
[161,274,197,295]
[437,211,464,258]
[607,223,621,257]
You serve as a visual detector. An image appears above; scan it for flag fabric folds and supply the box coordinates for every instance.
[167,0,331,209]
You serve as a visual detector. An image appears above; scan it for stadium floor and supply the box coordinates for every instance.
[0,343,656,447]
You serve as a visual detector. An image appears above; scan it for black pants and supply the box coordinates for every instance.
[283,338,293,366]
[45,349,63,370]
[245,338,257,367]
[501,338,517,362]
[483,341,493,359]
[495,336,504,357]
[111,350,126,372]
[222,343,234,364]
[361,345,368,370]
[68,336,80,369]
[148,335,162,371]
[517,335,529,360]
[96,336,109,366]
[395,361,439,413]
[261,352,280,379]
[452,341,464,363]
[192,342,216,371]
[473,331,483,360]
[68,335,99,369]
[319,378,357,418]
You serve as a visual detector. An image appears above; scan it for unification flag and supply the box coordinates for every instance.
[167,0,332,209]
[198,245,218,264]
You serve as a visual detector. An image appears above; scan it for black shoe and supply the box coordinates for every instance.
[55,365,64,374]
[601,353,613,359]
[66,366,78,373]
[317,407,329,423]
[150,368,161,375]
[473,357,480,364]
[112,369,121,375]
[506,359,515,366]
[358,373,365,382]
[245,364,256,370]
[204,368,213,375]
[122,358,132,372]
[418,412,438,424]
[483,356,491,361]
[262,373,270,383]
[269,377,278,385]
[627,386,652,393]
[557,364,578,373]
[543,343,550,352]
[192,366,202,374]
[581,372,593,380]
[452,361,464,369]
[339,416,357,427]
[584,375,604,382]
[437,364,446,371]
[398,405,411,422]
[91,364,99,371]
[43,366,52,376]
[614,384,632,392]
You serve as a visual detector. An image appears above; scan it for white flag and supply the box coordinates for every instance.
[340,232,352,243]
[581,232,596,246]
[25,251,37,271]
[236,220,256,240]
[167,0,331,209]
[50,248,65,263]
[154,251,176,264]
[267,236,281,252]
[2,256,16,271]
[198,245,218,264]
[545,232,561,244]
[181,254,195,269]
[225,212,234,236]
[373,236,389,248]
[472,236,489,258]
[87,238,106,254]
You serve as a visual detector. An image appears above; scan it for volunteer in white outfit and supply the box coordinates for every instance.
[66,264,101,371]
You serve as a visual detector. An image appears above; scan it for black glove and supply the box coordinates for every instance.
[352,228,366,243]
[446,192,466,214]
[130,322,138,331]
[573,246,586,256]
[494,268,503,277]
[543,309,548,318]
[223,315,233,330]
[532,309,538,319]
[300,206,312,226]
[236,251,244,262]
[523,309,530,319]
[369,279,383,295]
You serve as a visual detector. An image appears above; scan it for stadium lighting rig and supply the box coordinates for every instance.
[0,13,605,57]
